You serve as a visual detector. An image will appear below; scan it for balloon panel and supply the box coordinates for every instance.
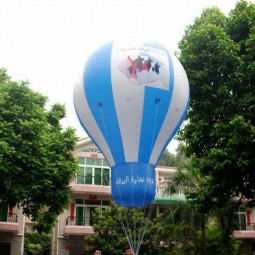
[74,41,189,207]
[112,163,155,208]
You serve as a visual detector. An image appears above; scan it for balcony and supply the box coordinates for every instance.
[0,213,19,234]
[234,223,255,239]
[64,216,94,236]
[70,175,111,195]
[154,186,185,204]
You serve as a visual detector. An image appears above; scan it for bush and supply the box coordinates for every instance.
[24,232,50,255]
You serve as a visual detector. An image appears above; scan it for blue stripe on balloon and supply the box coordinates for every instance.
[73,105,112,163]
[138,44,174,164]
[83,43,125,165]
[155,96,190,166]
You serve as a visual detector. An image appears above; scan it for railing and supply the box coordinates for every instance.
[66,216,93,226]
[75,175,110,186]
[246,224,255,230]
[156,186,183,197]
[237,223,255,231]
[0,213,18,223]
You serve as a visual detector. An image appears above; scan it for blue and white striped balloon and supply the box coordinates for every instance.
[74,41,189,208]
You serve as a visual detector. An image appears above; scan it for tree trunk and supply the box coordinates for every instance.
[201,213,207,255]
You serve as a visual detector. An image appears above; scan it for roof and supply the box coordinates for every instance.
[154,195,186,204]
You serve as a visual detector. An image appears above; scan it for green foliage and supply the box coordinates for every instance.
[158,203,240,255]
[178,0,255,236]
[158,204,199,255]
[158,143,188,167]
[201,223,240,255]
[24,232,51,255]
[158,149,177,166]
[85,205,166,255]
[0,69,78,232]
[86,207,127,255]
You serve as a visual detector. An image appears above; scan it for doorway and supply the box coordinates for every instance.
[0,243,11,255]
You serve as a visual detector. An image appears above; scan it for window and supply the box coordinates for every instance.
[76,206,85,226]
[237,208,247,230]
[94,168,101,185]
[85,167,92,184]
[103,159,109,167]
[75,199,110,226]
[86,157,102,166]
[78,157,85,165]
[102,168,110,186]
[77,166,92,184]
[77,157,110,185]
[0,203,8,222]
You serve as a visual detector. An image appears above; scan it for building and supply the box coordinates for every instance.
[1,137,255,255]
[49,138,255,255]
[0,203,25,255]
[234,203,255,254]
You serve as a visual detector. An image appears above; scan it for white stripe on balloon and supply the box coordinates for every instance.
[149,54,189,165]
[73,77,115,166]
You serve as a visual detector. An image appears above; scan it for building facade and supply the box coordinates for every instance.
[1,137,255,255]
[49,138,255,255]
[50,138,184,255]
[234,204,255,254]
[0,203,25,255]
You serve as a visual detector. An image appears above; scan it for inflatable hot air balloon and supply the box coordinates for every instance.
[74,41,189,208]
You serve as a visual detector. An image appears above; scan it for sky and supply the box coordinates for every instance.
[0,0,242,153]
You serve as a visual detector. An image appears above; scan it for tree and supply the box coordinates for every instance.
[158,201,200,255]
[85,205,166,255]
[163,147,208,255]
[158,148,177,166]
[163,150,241,254]
[0,68,78,232]
[24,232,51,255]
[177,0,255,251]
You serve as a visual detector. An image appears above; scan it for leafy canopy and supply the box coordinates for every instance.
[24,232,51,255]
[179,0,255,207]
[85,205,166,255]
[0,68,78,232]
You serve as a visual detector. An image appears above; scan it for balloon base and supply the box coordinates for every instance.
[111,163,156,208]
